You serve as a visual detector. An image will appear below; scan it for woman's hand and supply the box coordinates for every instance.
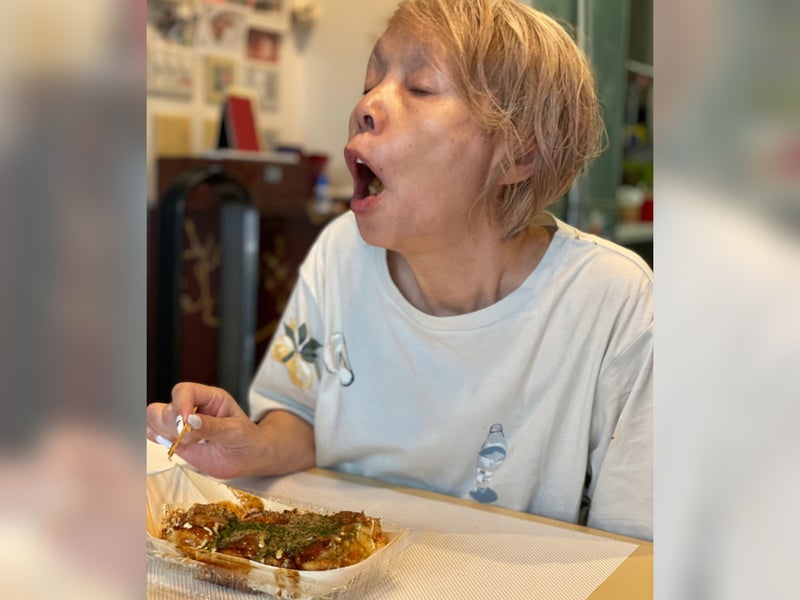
[146,382,315,479]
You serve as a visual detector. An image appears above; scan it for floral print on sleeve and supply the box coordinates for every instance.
[270,320,322,391]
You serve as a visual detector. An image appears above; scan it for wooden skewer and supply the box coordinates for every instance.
[168,406,198,460]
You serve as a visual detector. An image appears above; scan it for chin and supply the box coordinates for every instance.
[352,212,390,249]
[355,213,404,250]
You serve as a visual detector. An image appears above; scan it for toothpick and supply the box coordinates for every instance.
[168,406,198,460]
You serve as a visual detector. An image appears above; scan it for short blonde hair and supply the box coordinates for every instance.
[388,0,605,237]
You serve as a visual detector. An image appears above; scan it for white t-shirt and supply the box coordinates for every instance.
[250,211,653,540]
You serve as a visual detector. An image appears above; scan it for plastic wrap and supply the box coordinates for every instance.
[146,466,409,599]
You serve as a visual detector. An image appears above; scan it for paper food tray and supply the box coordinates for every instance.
[147,466,409,599]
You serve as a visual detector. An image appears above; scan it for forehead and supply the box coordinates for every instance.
[368,26,449,73]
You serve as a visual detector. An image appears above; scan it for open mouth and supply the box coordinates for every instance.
[354,157,384,198]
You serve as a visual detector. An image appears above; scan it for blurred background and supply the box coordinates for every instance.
[0,0,797,598]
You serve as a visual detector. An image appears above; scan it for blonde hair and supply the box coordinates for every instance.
[388,0,605,237]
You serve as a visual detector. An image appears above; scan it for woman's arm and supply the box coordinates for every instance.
[146,382,315,480]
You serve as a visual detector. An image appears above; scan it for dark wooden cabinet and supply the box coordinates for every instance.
[147,156,328,406]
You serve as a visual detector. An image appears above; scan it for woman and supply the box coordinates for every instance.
[147,0,653,541]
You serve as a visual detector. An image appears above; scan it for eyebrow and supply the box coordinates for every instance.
[369,37,437,73]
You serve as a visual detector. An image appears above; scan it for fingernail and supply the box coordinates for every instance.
[176,415,184,435]
[197,439,208,445]
[187,414,202,429]
[155,434,172,449]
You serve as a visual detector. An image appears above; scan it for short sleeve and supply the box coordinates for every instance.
[248,275,325,425]
[586,322,653,540]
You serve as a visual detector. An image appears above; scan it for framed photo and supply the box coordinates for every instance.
[147,45,195,99]
[204,55,236,104]
[245,64,280,112]
[195,3,248,54]
[246,28,280,63]
[147,0,197,47]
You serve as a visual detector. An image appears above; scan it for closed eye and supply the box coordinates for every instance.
[362,86,431,96]
[408,87,433,97]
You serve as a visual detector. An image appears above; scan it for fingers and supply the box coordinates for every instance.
[146,382,251,460]
[146,396,246,444]
[146,401,175,438]
[146,409,207,454]
[187,412,202,430]
[171,382,245,421]
[170,382,204,421]
[175,411,247,447]
[145,399,192,441]
[146,425,170,448]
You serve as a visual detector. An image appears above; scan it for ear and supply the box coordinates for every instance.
[497,150,536,185]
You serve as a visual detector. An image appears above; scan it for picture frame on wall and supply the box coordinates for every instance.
[204,55,237,104]
[147,0,197,47]
[195,3,248,55]
[148,44,195,99]
[246,28,280,63]
[244,64,280,112]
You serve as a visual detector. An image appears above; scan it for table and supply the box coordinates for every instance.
[303,468,652,600]
[147,441,652,599]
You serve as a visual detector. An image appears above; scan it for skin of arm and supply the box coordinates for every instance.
[250,409,316,476]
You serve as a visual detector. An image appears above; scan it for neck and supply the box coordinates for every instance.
[387,224,552,316]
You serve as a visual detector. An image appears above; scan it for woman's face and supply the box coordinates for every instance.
[344,26,499,255]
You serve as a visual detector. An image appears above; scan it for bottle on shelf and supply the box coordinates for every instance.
[313,173,333,214]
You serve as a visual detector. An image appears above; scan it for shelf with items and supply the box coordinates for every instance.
[615,221,653,246]
[146,0,293,203]
[615,56,653,255]
[613,0,653,255]
[621,60,653,189]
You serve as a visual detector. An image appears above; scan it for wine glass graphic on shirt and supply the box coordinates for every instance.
[469,423,507,503]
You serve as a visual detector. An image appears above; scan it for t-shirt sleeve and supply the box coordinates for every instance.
[247,213,357,427]
[585,321,653,540]
[248,274,325,426]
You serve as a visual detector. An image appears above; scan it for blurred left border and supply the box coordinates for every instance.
[0,1,146,597]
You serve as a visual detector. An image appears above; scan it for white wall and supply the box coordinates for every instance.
[146,0,398,202]
[285,0,398,195]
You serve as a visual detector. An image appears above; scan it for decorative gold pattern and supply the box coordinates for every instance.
[180,218,220,328]
[256,233,295,344]
[178,220,300,348]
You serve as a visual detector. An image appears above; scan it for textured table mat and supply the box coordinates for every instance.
[147,442,639,599]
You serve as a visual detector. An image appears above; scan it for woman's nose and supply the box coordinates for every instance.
[351,87,387,135]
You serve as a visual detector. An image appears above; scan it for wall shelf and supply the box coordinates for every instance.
[615,221,653,245]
